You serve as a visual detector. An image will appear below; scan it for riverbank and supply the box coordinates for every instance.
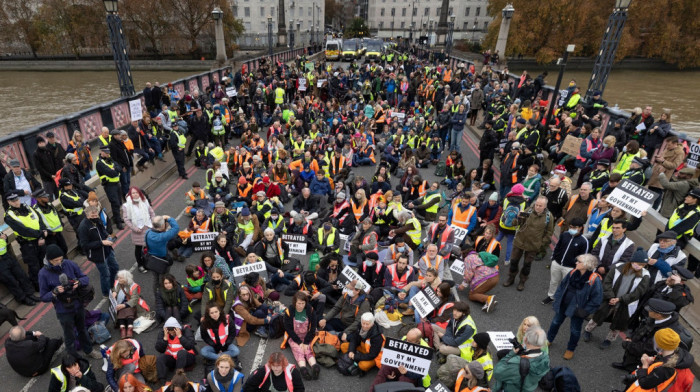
[0,57,260,72]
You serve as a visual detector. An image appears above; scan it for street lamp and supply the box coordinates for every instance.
[102,0,134,97]
[446,14,456,57]
[268,16,274,56]
[471,22,478,43]
[545,44,576,129]
[422,21,427,47]
[289,19,295,48]
[495,3,515,61]
[585,0,633,100]
[428,21,434,47]
[211,7,227,65]
[410,21,416,45]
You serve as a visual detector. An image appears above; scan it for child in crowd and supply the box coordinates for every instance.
[183,264,205,300]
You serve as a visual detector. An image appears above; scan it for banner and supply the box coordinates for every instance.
[381,337,434,376]
[560,135,581,157]
[282,234,307,255]
[687,143,700,169]
[231,261,268,285]
[390,112,406,119]
[129,99,143,121]
[336,265,371,293]
[607,179,660,218]
[487,331,516,351]
[190,232,219,252]
[409,286,442,319]
[450,224,468,243]
[450,259,465,276]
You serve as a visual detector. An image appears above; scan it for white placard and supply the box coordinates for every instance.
[425,382,451,392]
[298,78,307,92]
[607,179,660,218]
[687,143,700,169]
[635,122,646,132]
[487,331,516,351]
[231,261,268,285]
[190,231,219,252]
[450,259,465,276]
[409,286,442,319]
[129,99,143,121]
[390,112,406,119]
[282,234,307,255]
[381,337,434,376]
[451,224,468,243]
[336,265,371,293]
[226,87,237,97]
[317,79,327,88]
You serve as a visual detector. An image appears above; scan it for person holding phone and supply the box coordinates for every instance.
[155,317,196,386]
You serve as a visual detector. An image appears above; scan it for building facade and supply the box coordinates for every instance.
[366,0,492,42]
[232,0,325,47]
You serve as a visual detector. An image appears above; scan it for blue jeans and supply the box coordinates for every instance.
[95,251,119,296]
[445,179,459,190]
[353,156,372,166]
[120,169,131,197]
[547,311,584,351]
[200,345,240,361]
[499,184,512,202]
[271,272,294,288]
[57,310,94,357]
[450,128,462,151]
[496,231,515,261]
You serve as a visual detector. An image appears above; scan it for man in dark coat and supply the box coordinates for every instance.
[45,132,66,172]
[6,326,63,377]
[479,120,499,164]
[110,130,134,197]
[186,108,210,156]
[33,136,59,199]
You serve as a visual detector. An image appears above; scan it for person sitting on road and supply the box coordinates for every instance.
[281,291,320,380]
[232,284,272,344]
[242,352,305,392]
[199,267,235,323]
[340,312,384,377]
[205,354,245,392]
[112,269,149,339]
[290,187,322,223]
[319,280,370,343]
[155,274,189,324]
[368,328,431,391]
[6,325,63,377]
[284,271,328,323]
[155,317,197,386]
[432,300,477,362]
[383,254,418,305]
[104,338,147,391]
[48,354,104,392]
[200,303,240,364]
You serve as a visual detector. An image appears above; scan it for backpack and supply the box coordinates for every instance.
[434,161,446,177]
[417,321,434,348]
[267,314,285,339]
[437,353,468,388]
[337,353,359,376]
[538,366,581,392]
[500,201,522,230]
[668,367,694,392]
[88,321,111,344]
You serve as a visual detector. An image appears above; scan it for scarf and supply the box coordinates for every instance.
[124,197,152,230]
[569,270,592,290]
[162,287,179,307]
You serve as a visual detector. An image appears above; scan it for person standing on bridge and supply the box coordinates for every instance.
[96,146,125,230]
[4,189,47,291]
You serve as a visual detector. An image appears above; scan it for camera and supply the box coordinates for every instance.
[509,337,524,352]
[167,327,176,333]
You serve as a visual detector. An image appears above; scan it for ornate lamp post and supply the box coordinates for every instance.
[446,15,456,57]
[289,19,295,48]
[211,7,227,66]
[494,3,514,59]
[102,0,134,97]
[545,44,576,128]
[268,16,274,56]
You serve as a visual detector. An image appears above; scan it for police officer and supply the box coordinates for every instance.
[58,178,87,232]
[0,231,39,305]
[4,190,47,291]
[96,146,124,230]
[33,189,68,255]
[169,122,188,179]
[665,187,700,249]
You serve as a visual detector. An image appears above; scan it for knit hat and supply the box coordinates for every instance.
[654,328,680,351]
[467,361,485,381]
[336,192,346,200]
[510,184,524,195]
[163,317,182,330]
[240,208,251,217]
[45,244,64,261]
[215,201,225,208]
[488,192,499,202]
[472,332,491,350]
[631,247,649,264]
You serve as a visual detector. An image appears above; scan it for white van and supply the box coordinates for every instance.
[325,39,342,61]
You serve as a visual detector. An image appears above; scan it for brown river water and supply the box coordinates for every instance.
[0,68,697,139]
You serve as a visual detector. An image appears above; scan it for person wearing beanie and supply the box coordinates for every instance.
[584,247,651,350]
[476,192,502,234]
[542,217,589,305]
[621,328,689,392]
[455,360,489,392]
[546,253,603,360]
[155,317,196,385]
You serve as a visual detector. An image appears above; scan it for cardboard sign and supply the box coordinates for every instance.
[409,286,442,319]
[687,143,700,169]
[560,135,581,157]
[317,79,327,88]
[450,259,465,276]
[451,224,467,243]
[487,331,516,351]
[129,99,143,121]
[282,234,307,255]
[231,261,268,285]
[425,382,451,392]
[340,234,351,252]
[381,337,434,376]
[225,87,237,97]
[607,179,660,218]
[336,265,371,293]
[190,232,219,252]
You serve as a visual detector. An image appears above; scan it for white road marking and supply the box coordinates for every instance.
[252,336,269,370]
[175,207,187,221]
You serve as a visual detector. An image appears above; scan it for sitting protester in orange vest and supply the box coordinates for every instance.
[382,254,418,305]
[319,281,371,342]
[155,318,196,386]
[200,302,240,363]
[454,360,490,392]
[111,270,150,339]
[184,181,210,216]
[280,291,320,380]
[416,244,447,280]
[243,352,305,392]
[105,338,146,391]
[340,312,385,375]
[623,328,682,392]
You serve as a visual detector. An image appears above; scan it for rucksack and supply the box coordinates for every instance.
[500,201,522,230]
[538,366,581,392]
[668,367,694,392]
[434,161,446,177]
[417,321,434,348]
[88,321,111,344]
[267,315,285,339]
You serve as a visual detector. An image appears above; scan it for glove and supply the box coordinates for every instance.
[575,308,589,319]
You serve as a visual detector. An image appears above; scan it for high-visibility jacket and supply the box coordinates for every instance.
[50,364,96,392]
[456,315,478,360]
[351,199,368,223]
[475,236,500,254]
[455,368,491,391]
[112,281,150,311]
[98,135,111,146]
[58,190,84,215]
[387,264,414,290]
[173,129,187,149]
[191,217,210,233]
[400,336,432,387]
[332,200,351,225]
[564,195,597,217]
[209,369,243,392]
[451,205,477,229]
[428,224,454,254]
[411,181,428,198]
[262,238,285,260]
[274,87,285,104]
[33,205,63,233]
[105,339,141,371]
[259,363,296,391]
[419,255,444,278]
[625,361,676,392]
[592,217,614,248]
[97,158,120,183]
[237,184,253,198]
[7,208,41,240]
[361,230,378,254]
[255,199,273,221]
[165,334,195,358]
[443,69,452,82]
[576,138,595,164]
[317,227,339,253]
[423,192,442,214]
[433,302,454,329]
[406,217,422,245]
[206,314,232,344]
[668,206,700,238]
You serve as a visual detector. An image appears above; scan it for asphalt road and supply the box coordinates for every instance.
[0,104,634,391]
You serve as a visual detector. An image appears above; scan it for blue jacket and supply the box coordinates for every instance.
[145,218,179,258]
[441,316,475,347]
[39,258,90,314]
[450,111,468,131]
[309,176,332,196]
[552,270,603,318]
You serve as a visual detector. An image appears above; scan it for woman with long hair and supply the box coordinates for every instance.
[155,274,189,323]
[201,303,241,362]
[122,187,155,274]
[242,352,305,392]
[281,292,319,380]
[201,251,232,281]
[206,354,244,392]
[232,285,271,345]
[118,372,152,392]
[160,369,200,392]
[105,339,146,391]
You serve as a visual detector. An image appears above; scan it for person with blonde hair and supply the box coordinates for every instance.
[206,354,244,392]
[105,338,146,391]
[111,269,149,338]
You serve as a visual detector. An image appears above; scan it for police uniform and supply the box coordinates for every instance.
[58,179,87,232]
[4,190,47,290]
[95,147,124,229]
[33,189,68,255]
[0,234,38,305]
[169,123,188,178]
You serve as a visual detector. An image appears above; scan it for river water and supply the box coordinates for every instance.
[0,68,697,139]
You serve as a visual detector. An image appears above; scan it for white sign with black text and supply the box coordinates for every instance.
[231,262,268,285]
[450,259,465,276]
[607,179,660,218]
[487,331,516,351]
[425,382,451,392]
[409,286,442,319]
[225,87,237,97]
[381,337,434,376]
[282,234,307,256]
[190,232,219,252]
[129,99,143,121]
[336,265,371,293]
[451,224,468,243]
[687,143,700,169]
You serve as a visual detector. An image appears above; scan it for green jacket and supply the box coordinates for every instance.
[492,350,550,392]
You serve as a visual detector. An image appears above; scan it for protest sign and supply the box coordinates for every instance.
[190,232,219,252]
[607,179,660,218]
[451,224,468,243]
[231,262,268,285]
[381,337,434,376]
[450,259,465,276]
[687,143,700,169]
[336,265,371,293]
[425,382,451,392]
[282,234,307,255]
[390,112,406,119]
[225,87,237,97]
[409,286,442,319]
[297,78,307,92]
[317,79,327,88]
[487,331,516,351]
[129,99,143,121]
[305,62,315,72]
[560,135,582,156]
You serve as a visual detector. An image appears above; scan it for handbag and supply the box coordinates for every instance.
[132,311,157,334]
[144,253,171,274]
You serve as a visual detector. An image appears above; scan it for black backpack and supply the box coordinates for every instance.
[267,315,285,339]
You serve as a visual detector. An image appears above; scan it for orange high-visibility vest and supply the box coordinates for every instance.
[352,199,368,222]
[451,205,477,229]
[388,264,413,290]
[475,236,500,254]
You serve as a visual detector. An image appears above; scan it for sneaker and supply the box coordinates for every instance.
[582,331,592,342]
[138,266,148,274]
[563,350,574,360]
[299,366,312,380]
[87,350,103,359]
[599,339,612,350]
[541,297,554,305]
[503,259,510,266]
[485,295,497,313]
[481,303,488,311]
[254,326,269,339]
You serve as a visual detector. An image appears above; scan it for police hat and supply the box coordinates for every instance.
[516,118,526,125]
[597,159,611,167]
[632,157,648,167]
[485,120,494,127]
[688,188,700,199]
[645,298,675,315]
[527,119,538,127]
[32,189,50,199]
[5,190,21,201]
[99,146,111,153]
[59,178,72,186]
[656,230,678,240]
[672,265,694,280]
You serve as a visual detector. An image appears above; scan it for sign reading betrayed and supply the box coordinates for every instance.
[607,179,659,218]
[190,232,219,252]
[336,265,371,293]
[425,381,451,392]
[231,262,268,285]
[381,337,434,376]
[409,286,442,318]
[282,234,307,255]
